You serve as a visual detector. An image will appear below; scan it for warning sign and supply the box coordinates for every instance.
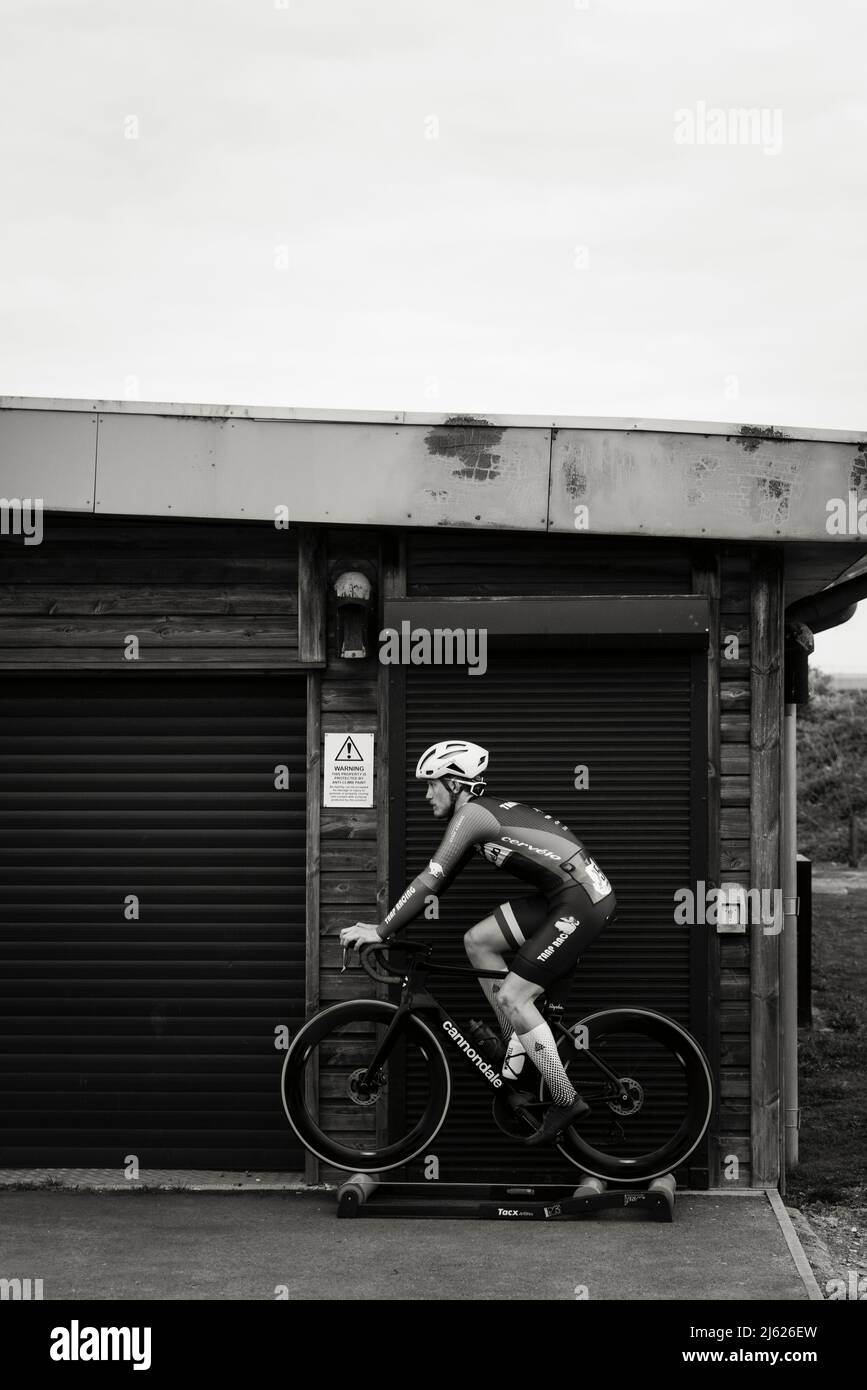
[324,731,374,808]
[334,736,364,761]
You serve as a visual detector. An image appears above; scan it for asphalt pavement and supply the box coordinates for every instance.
[0,1189,817,1300]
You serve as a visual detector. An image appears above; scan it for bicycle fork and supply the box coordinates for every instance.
[356,996,418,1089]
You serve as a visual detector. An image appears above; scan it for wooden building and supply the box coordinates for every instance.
[1,398,865,1190]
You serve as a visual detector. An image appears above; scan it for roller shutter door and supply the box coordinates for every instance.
[0,674,306,1169]
[398,647,708,1183]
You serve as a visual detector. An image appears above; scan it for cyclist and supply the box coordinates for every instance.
[339,739,617,1146]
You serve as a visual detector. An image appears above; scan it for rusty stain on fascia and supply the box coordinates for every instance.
[737,424,792,452]
[154,414,229,425]
[562,459,587,500]
[425,418,505,481]
[443,415,493,427]
[851,443,867,493]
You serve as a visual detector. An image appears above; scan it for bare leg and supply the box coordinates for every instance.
[464,918,511,1038]
[497,974,577,1107]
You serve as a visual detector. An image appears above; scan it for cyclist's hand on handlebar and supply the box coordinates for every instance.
[339,923,382,951]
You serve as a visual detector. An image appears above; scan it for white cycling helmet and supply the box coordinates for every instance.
[415,740,489,786]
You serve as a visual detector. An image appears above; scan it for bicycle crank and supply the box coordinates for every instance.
[491,1088,542,1139]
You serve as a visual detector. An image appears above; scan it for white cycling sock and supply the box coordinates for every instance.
[502,1032,527,1080]
[517,1022,576,1107]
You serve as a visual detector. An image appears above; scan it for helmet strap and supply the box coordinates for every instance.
[444,777,463,812]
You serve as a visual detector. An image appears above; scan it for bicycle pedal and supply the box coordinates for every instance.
[522,1096,591,1146]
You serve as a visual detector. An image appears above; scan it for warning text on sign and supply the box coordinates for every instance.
[323,732,374,808]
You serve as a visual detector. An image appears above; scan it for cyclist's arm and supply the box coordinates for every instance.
[376,800,500,939]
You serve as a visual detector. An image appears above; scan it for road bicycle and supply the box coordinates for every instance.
[281,937,714,1181]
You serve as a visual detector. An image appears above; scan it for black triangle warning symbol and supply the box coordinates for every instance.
[335,736,364,761]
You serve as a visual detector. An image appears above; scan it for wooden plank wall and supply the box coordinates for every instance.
[718,542,787,1191]
[314,528,382,1182]
[749,548,784,1188]
[406,531,694,595]
[0,515,300,667]
[717,546,753,1185]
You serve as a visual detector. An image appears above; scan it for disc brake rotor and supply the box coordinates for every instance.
[347,1068,384,1107]
[606,1077,644,1117]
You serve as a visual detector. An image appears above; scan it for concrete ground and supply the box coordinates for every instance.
[0,1188,819,1300]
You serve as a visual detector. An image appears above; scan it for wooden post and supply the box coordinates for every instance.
[304,670,322,1184]
[299,524,325,1181]
[298,526,327,665]
[749,549,783,1188]
[375,534,404,1154]
[377,534,404,917]
[692,547,721,1186]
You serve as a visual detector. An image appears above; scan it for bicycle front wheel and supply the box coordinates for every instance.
[281,1000,451,1173]
[543,1008,714,1183]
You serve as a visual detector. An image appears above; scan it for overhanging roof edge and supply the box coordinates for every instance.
[2,395,865,446]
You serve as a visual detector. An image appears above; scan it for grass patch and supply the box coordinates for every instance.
[787,876,867,1209]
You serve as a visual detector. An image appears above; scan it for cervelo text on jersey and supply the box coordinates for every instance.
[378,793,614,934]
[463,796,611,901]
[500,836,562,860]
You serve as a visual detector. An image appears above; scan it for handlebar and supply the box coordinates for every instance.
[357,939,430,984]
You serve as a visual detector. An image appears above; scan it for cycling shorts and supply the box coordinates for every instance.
[493,884,616,987]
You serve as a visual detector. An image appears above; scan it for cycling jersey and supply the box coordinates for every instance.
[380,793,613,935]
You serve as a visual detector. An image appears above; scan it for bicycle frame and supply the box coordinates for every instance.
[358,944,625,1102]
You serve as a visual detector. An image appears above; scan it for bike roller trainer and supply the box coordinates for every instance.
[335,1172,677,1222]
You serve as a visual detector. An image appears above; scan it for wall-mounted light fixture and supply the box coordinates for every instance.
[333,569,373,659]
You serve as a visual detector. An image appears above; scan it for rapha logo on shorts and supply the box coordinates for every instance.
[428,860,445,878]
[555,916,580,934]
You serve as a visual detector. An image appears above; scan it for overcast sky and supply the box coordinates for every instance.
[813,606,867,675]
[1,0,865,666]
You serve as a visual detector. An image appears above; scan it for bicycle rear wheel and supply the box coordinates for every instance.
[539,1008,713,1182]
[281,1000,451,1173]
